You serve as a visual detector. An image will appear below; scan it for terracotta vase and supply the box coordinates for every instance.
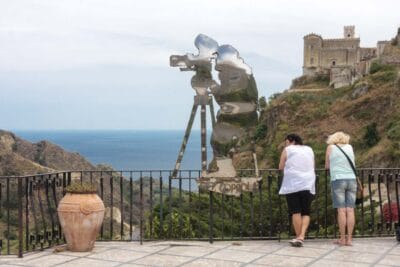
[57,193,105,252]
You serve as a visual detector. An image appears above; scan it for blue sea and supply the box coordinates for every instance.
[14,130,213,171]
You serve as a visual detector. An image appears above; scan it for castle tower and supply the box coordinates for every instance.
[344,26,355,38]
[303,34,322,75]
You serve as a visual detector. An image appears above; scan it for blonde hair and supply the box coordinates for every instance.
[326,131,350,145]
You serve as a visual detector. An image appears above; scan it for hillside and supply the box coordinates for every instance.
[255,61,400,168]
[0,129,94,175]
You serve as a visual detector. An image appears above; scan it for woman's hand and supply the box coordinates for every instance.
[325,145,332,170]
[279,148,287,170]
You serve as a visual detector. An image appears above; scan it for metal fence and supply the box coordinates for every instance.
[0,168,399,257]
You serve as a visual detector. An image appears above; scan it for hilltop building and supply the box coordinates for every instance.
[302,26,377,88]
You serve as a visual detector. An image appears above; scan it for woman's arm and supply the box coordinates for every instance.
[325,145,332,170]
[279,148,287,170]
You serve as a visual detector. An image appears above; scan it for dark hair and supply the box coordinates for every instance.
[285,134,303,145]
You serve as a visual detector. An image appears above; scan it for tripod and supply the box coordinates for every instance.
[172,94,216,178]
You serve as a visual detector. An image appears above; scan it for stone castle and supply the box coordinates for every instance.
[302,26,400,88]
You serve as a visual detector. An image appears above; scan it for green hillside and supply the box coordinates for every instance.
[255,62,400,168]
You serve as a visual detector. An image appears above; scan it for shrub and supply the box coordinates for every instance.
[369,61,396,74]
[370,70,397,83]
[387,121,400,141]
[364,123,380,147]
[258,96,267,111]
[254,123,267,141]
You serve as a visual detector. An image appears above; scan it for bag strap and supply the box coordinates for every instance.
[334,144,356,175]
[334,144,363,189]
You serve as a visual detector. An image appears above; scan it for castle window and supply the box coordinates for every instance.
[332,60,336,66]
[310,57,314,64]
[310,45,314,50]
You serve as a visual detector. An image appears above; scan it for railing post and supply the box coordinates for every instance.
[18,177,23,258]
[209,190,213,244]
[140,172,143,245]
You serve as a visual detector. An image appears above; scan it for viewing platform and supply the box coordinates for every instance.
[0,169,398,266]
[0,238,399,266]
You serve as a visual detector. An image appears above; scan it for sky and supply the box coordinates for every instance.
[0,0,399,130]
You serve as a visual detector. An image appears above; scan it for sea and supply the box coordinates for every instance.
[14,130,213,171]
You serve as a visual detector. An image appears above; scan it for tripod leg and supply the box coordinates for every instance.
[201,104,207,176]
[208,95,216,129]
[172,103,198,178]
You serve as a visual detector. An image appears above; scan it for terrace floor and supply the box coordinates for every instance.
[0,238,399,267]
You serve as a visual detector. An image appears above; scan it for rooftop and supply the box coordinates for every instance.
[1,238,399,267]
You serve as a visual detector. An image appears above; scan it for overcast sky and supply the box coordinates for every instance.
[0,0,399,130]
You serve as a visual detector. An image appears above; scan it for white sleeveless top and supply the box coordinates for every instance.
[279,145,316,195]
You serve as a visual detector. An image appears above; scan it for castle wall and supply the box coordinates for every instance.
[319,48,358,68]
[322,38,360,49]
[377,41,390,57]
[360,47,377,60]
[330,66,353,88]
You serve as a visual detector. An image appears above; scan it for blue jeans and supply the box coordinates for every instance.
[331,179,357,208]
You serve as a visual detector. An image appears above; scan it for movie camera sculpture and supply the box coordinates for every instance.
[170,34,260,196]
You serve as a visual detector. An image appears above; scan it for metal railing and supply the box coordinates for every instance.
[0,168,399,257]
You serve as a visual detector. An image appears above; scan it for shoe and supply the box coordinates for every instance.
[289,238,303,247]
[289,238,298,247]
[295,239,304,247]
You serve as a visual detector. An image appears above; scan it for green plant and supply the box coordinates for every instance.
[258,96,267,111]
[66,182,97,194]
[254,123,267,141]
[369,61,395,74]
[364,123,380,147]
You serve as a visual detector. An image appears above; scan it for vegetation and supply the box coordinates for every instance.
[364,123,380,148]
[66,182,97,194]
[291,73,330,89]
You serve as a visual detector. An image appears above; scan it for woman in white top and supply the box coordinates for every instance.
[325,131,357,246]
[279,134,316,247]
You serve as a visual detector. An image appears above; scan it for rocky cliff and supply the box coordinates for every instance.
[0,130,94,176]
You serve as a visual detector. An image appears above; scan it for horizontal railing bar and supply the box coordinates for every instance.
[2,168,400,179]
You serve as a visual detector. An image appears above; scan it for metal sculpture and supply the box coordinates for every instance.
[170,34,260,196]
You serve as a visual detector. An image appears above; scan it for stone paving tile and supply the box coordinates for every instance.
[182,258,243,267]
[227,243,283,253]
[253,254,314,266]
[52,245,111,257]
[0,265,29,267]
[15,254,78,267]
[118,264,152,267]
[377,254,400,266]
[205,248,265,263]
[133,253,194,266]
[388,245,400,255]
[7,251,53,262]
[87,248,150,262]
[114,243,170,253]
[57,257,122,267]
[309,259,370,267]
[302,240,337,250]
[337,243,393,254]
[160,245,220,257]
[273,246,330,258]
[323,249,382,264]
